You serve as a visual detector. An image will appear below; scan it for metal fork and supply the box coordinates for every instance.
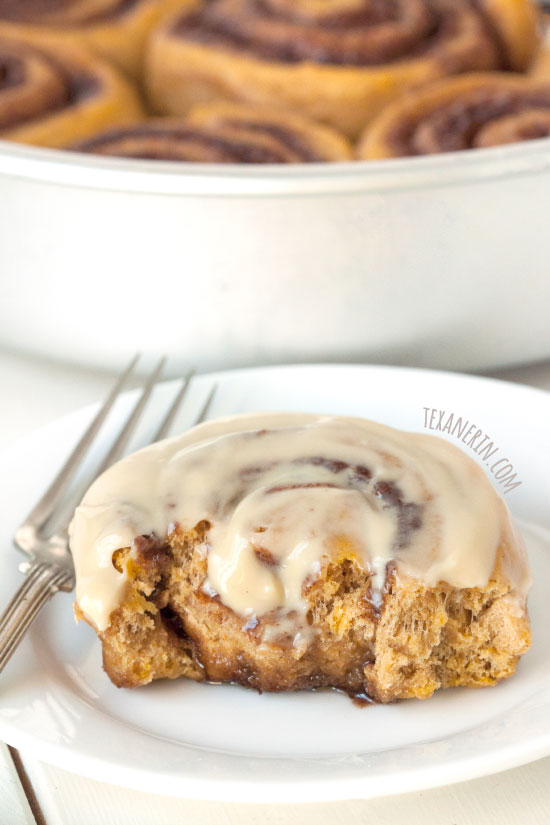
[0,356,216,675]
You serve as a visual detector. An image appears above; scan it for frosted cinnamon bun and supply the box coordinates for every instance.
[74,102,352,162]
[70,413,531,703]
[146,0,540,139]
[0,35,142,148]
[0,0,191,77]
[357,72,550,158]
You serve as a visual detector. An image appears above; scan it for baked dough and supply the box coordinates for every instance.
[70,413,531,703]
[0,34,143,147]
[145,0,540,138]
[358,72,550,158]
[74,102,353,162]
[0,0,194,77]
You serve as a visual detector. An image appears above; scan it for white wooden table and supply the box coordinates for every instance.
[0,350,548,825]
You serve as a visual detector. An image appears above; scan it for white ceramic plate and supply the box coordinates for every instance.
[0,365,548,802]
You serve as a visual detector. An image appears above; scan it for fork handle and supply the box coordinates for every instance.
[0,562,73,674]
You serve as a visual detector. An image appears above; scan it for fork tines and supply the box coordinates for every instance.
[16,356,216,551]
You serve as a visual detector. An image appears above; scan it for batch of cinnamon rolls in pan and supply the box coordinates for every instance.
[0,0,549,163]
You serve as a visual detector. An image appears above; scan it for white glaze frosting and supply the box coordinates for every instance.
[69,413,530,632]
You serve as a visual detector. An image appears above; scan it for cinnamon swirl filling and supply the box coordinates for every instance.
[147,0,539,138]
[75,103,353,162]
[0,32,142,146]
[172,0,502,68]
[358,73,550,157]
[0,0,188,76]
[0,0,140,26]
[0,37,95,133]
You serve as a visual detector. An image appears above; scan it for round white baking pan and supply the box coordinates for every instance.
[0,138,548,373]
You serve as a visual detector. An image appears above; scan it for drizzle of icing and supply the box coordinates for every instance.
[69,412,530,632]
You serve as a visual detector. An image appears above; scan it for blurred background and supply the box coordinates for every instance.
[0,0,548,378]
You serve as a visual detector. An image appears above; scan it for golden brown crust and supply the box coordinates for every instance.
[357,72,550,159]
[145,0,540,139]
[74,102,353,162]
[0,34,143,147]
[89,524,530,702]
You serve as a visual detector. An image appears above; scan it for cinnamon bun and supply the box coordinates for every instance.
[145,0,541,139]
[0,35,142,147]
[0,0,192,77]
[74,102,352,162]
[357,72,550,158]
[70,413,531,703]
